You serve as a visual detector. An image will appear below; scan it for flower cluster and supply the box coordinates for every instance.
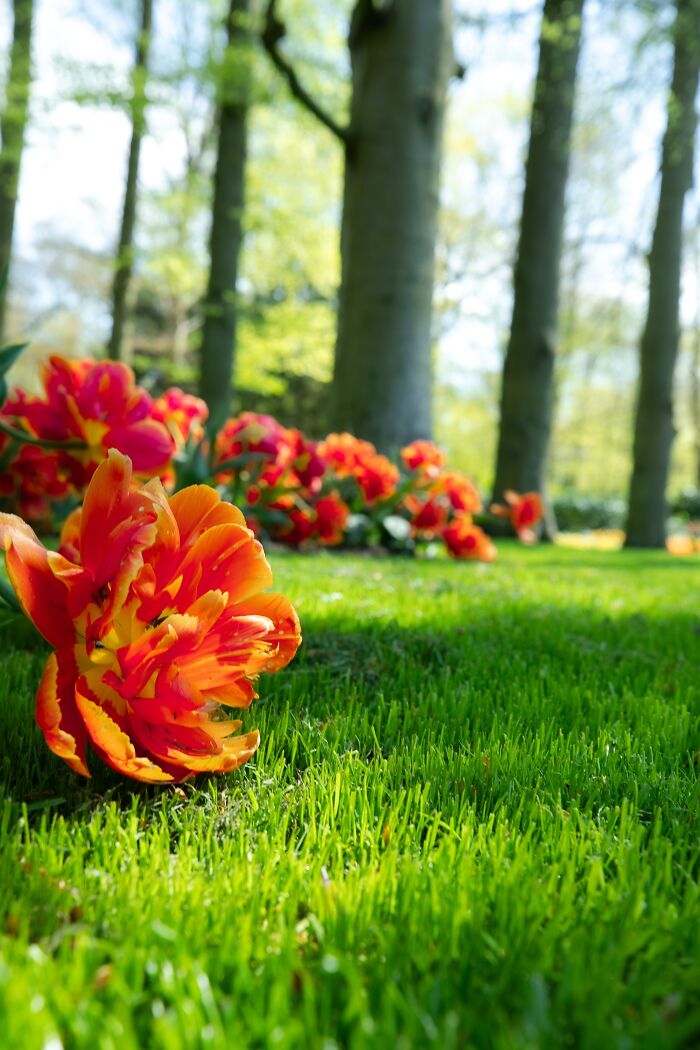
[0,356,543,560]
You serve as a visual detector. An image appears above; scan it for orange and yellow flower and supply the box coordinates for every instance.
[0,450,300,782]
[400,440,445,479]
[433,470,482,514]
[490,490,543,543]
[152,387,208,448]
[442,514,496,562]
[318,432,399,505]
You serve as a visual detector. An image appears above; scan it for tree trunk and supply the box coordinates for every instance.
[625,0,700,547]
[0,0,33,344]
[491,0,584,505]
[198,0,250,427]
[331,0,453,454]
[106,0,153,362]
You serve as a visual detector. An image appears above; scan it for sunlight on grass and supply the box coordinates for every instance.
[0,546,699,1048]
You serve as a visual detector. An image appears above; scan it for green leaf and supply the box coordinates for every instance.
[0,341,29,377]
[0,575,20,613]
[214,451,272,473]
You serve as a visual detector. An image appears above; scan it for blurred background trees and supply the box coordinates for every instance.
[1,0,700,545]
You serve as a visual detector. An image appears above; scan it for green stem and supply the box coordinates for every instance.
[0,575,20,613]
[0,417,87,451]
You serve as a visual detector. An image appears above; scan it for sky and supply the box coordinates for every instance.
[0,0,693,391]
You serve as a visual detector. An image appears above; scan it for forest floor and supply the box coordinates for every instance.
[0,545,699,1049]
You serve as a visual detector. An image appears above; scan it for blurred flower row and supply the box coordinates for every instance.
[0,356,541,558]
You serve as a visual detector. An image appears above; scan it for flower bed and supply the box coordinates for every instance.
[0,355,541,562]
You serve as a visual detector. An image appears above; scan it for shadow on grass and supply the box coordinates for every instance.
[1,592,698,825]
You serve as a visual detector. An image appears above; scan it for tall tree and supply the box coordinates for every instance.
[491,0,585,508]
[263,0,453,453]
[106,0,153,362]
[199,0,251,426]
[625,0,700,548]
[0,0,34,344]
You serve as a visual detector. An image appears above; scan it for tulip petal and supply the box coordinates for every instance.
[177,524,273,605]
[232,592,302,671]
[74,678,174,783]
[130,715,260,774]
[106,419,175,473]
[169,485,247,547]
[35,651,90,777]
[0,513,76,647]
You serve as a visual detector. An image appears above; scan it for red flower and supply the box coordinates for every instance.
[0,443,71,527]
[405,493,448,537]
[0,450,301,782]
[314,493,350,546]
[216,412,290,468]
[275,506,316,547]
[443,514,496,562]
[491,490,543,543]
[3,355,174,487]
[285,429,326,490]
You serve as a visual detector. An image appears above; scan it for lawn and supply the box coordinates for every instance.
[0,545,698,1049]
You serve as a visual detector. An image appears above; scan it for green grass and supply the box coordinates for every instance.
[0,545,699,1049]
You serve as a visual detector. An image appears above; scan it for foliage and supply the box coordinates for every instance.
[553,492,627,531]
[670,486,700,521]
[0,546,698,1045]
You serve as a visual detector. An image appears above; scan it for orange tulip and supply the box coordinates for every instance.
[0,450,301,782]
[490,490,543,542]
[400,440,445,479]
[442,514,497,562]
[318,432,399,505]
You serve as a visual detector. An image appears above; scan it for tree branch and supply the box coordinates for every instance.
[262,0,348,145]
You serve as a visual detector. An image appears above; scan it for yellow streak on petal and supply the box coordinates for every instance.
[35,653,90,778]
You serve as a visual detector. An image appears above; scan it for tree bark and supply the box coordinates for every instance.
[198,0,250,427]
[0,0,33,344]
[491,0,584,505]
[625,0,700,548]
[106,0,153,362]
[331,0,453,454]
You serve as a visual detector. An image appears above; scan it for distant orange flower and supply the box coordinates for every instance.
[316,432,374,477]
[433,470,483,514]
[3,356,174,487]
[0,450,300,782]
[318,432,398,505]
[400,440,445,479]
[491,490,543,543]
[442,514,496,562]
